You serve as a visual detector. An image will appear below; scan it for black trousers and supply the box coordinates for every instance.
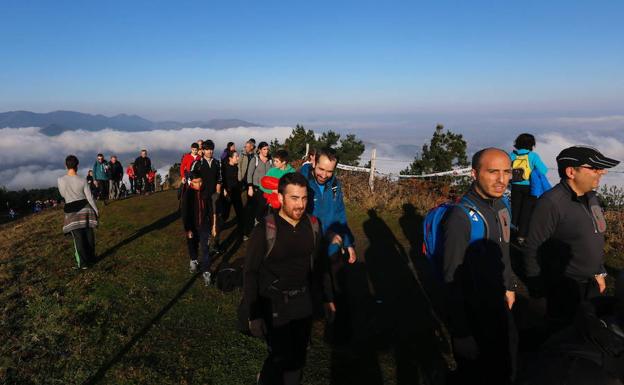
[186,222,212,273]
[260,317,312,385]
[136,175,148,193]
[547,276,601,331]
[222,188,244,232]
[511,184,536,238]
[96,179,109,201]
[70,227,96,267]
[254,188,269,223]
[243,187,256,236]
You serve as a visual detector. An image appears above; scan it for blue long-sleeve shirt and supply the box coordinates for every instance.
[300,165,354,254]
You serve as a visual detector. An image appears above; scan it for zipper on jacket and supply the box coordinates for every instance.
[580,202,598,234]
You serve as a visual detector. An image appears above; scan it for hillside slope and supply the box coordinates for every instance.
[1,190,445,384]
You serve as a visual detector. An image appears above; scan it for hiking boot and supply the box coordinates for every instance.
[202,271,212,286]
[189,259,199,273]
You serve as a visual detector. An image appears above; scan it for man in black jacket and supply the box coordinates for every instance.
[441,148,517,385]
[108,155,124,200]
[244,172,334,385]
[523,146,620,329]
[133,149,152,195]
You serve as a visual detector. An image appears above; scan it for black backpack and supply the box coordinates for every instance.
[216,263,242,292]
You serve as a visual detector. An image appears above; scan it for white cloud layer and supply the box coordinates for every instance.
[0,126,292,190]
[1,122,623,189]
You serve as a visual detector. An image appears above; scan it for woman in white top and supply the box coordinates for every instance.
[57,155,99,269]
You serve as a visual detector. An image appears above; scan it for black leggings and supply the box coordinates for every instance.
[511,184,536,238]
[70,228,96,267]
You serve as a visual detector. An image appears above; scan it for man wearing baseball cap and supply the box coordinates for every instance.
[523,145,620,331]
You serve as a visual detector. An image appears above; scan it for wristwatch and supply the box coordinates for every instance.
[595,272,608,278]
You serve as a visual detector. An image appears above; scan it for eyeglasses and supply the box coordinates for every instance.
[578,166,604,172]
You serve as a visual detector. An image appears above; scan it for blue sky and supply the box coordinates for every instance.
[1,0,623,124]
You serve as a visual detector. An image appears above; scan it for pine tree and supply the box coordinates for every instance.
[401,124,468,175]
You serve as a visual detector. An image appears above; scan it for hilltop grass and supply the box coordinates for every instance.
[1,181,622,385]
[0,190,422,385]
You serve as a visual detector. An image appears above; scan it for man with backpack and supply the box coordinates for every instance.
[433,148,517,385]
[301,148,357,264]
[243,172,334,385]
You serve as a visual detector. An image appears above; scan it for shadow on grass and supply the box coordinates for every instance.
[328,205,450,385]
[82,271,200,385]
[83,211,245,384]
[97,211,180,261]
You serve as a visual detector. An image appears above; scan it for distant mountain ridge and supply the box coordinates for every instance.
[0,110,261,135]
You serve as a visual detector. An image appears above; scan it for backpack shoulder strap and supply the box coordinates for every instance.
[264,213,277,260]
[307,214,320,270]
[331,178,339,199]
[307,214,320,245]
[458,196,488,241]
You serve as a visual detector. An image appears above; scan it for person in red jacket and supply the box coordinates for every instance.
[126,163,136,194]
[180,143,201,184]
[147,169,156,193]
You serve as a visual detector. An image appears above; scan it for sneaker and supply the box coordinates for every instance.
[243,235,249,241]
[189,259,199,273]
[202,271,212,286]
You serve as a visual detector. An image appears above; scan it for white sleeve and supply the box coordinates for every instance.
[84,181,99,217]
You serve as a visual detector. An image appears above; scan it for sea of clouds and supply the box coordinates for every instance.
[1,123,623,190]
[0,126,292,190]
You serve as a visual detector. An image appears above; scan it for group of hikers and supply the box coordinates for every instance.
[86,149,157,202]
[55,133,624,385]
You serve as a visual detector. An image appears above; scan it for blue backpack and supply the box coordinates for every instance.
[423,196,510,281]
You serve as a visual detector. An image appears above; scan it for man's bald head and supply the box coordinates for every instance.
[472,148,510,171]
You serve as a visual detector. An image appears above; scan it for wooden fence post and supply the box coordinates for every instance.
[369,148,376,192]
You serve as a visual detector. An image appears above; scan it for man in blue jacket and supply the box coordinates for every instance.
[92,153,110,202]
[301,148,357,264]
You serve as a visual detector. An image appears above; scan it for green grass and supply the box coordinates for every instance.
[1,190,621,384]
[0,191,421,385]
